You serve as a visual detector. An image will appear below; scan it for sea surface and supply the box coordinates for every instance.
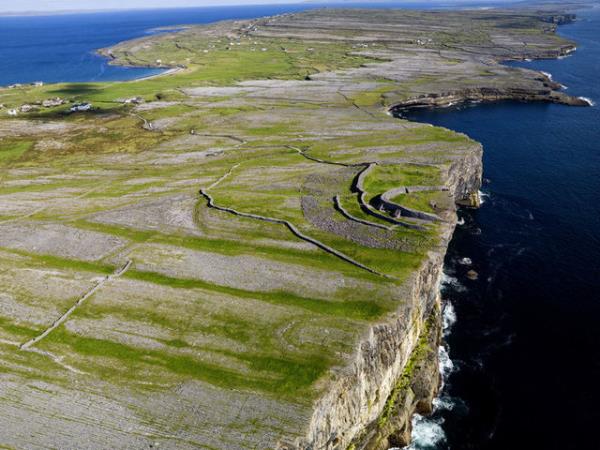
[0,1,517,86]
[403,6,600,450]
[1,2,598,450]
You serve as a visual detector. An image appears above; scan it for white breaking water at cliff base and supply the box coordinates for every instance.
[442,301,457,337]
[478,190,489,205]
[398,301,458,450]
[441,273,466,293]
[404,415,447,450]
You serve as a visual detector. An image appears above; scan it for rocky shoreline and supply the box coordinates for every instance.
[390,84,590,114]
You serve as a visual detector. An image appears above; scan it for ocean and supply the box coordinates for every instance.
[403,6,600,450]
[0,2,598,449]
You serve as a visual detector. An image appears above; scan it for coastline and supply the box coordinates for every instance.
[128,66,185,82]
[394,12,595,448]
[0,7,591,450]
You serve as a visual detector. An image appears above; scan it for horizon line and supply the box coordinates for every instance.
[0,2,308,17]
[0,0,509,18]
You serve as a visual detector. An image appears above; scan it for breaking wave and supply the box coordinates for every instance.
[403,415,447,450]
[442,301,457,337]
[578,96,595,106]
[478,190,489,205]
[458,257,472,266]
[441,273,467,293]
[541,70,553,80]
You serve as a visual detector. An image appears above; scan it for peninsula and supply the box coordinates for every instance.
[0,7,585,449]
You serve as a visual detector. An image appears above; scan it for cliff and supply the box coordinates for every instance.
[288,137,482,450]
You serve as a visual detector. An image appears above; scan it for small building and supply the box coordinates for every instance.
[32,81,44,87]
[70,102,92,112]
[121,97,144,105]
[42,97,65,108]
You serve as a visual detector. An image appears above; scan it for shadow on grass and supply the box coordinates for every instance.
[28,105,126,120]
[47,83,103,97]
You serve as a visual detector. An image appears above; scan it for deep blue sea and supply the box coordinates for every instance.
[403,6,600,450]
[1,2,598,449]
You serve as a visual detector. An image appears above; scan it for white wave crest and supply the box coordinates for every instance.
[404,415,447,450]
[400,303,459,449]
[457,217,465,225]
[478,190,489,205]
[441,273,467,292]
[458,257,472,266]
[433,395,455,411]
[541,71,553,81]
[442,301,457,333]
[578,96,595,106]
[439,345,455,381]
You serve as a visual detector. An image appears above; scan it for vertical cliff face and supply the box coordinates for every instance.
[287,138,483,450]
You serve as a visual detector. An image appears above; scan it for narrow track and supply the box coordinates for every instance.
[20,260,132,350]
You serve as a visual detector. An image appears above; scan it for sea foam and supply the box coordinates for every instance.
[442,301,457,336]
[441,273,467,292]
[541,71,553,81]
[478,190,489,205]
[403,415,447,450]
[578,97,595,106]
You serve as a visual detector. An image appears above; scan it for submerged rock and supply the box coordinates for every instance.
[466,270,479,281]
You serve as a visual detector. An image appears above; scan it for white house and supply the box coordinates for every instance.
[70,103,92,112]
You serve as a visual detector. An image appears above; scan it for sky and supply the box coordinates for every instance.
[0,0,513,14]
[0,0,527,14]
[0,0,305,14]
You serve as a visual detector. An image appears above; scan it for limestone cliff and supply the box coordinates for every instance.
[281,142,483,450]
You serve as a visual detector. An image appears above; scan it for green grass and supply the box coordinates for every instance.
[0,140,33,165]
[390,190,450,214]
[363,164,442,194]
[0,38,375,114]
[0,317,40,340]
[125,269,387,321]
[44,327,332,400]
[3,249,116,275]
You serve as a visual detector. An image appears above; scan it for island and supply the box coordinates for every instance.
[0,6,585,450]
